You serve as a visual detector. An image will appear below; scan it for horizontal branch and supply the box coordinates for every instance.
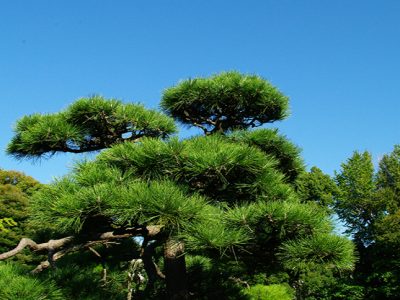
[0,236,74,260]
[31,240,114,274]
[0,225,163,262]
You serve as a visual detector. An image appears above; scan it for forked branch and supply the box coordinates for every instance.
[0,225,163,262]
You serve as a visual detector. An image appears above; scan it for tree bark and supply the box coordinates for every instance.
[164,238,188,300]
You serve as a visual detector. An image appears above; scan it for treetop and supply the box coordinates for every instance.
[161,71,289,134]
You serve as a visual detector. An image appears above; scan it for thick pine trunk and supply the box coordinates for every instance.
[164,238,188,300]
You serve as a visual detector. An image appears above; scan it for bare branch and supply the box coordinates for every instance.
[0,225,163,262]
[0,236,74,260]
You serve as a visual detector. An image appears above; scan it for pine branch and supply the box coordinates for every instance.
[183,110,209,135]
[0,225,163,263]
[0,236,74,260]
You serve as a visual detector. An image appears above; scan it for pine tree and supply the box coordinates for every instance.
[1,72,355,299]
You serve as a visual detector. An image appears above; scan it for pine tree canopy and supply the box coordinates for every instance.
[97,135,291,203]
[228,129,305,183]
[1,72,356,299]
[7,95,177,159]
[161,71,289,134]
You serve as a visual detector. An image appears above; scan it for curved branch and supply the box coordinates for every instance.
[0,225,163,262]
[0,236,74,260]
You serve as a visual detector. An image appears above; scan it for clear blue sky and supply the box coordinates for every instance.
[1,0,399,183]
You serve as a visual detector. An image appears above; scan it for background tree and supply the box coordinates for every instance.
[295,166,338,211]
[0,169,42,262]
[292,166,365,299]
[334,146,400,299]
[335,151,380,245]
[1,72,355,300]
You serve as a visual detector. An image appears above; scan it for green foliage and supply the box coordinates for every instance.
[24,125,355,298]
[335,146,400,243]
[241,283,294,300]
[206,199,354,299]
[100,134,287,204]
[0,218,17,232]
[298,270,364,300]
[184,255,248,299]
[376,145,400,213]
[376,145,400,191]
[7,95,176,159]
[31,177,209,235]
[97,137,184,180]
[161,71,289,134]
[229,129,305,183]
[0,169,42,256]
[0,263,64,300]
[375,210,400,246]
[0,169,41,195]
[278,233,355,273]
[104,180,209,232]
[335,151,380,243]
[182,214,250,252]
[334,145,400,299]
[32,244,145,300]
[3,73,359,299]
[226,200,332,243]
[329,282,365,300]
[180,135,284,202]
[296,166,338,210]
[40,263,126,300]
